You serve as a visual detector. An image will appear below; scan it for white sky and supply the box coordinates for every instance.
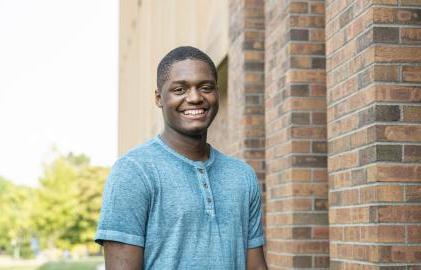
[0,0,118,187]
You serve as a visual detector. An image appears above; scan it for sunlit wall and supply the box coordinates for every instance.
[119,0,229,155]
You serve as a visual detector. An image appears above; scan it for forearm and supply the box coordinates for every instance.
[247,247,267,270]
[104,241,144,270]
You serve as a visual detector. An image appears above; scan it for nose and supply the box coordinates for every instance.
[185,87,203,103]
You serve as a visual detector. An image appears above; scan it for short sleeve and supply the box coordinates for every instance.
[95,156,151,247]
[247,169,265,249]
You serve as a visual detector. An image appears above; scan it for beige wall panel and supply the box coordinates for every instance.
[119,0,228,155]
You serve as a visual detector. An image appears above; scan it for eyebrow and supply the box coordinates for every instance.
[170,80,216,85]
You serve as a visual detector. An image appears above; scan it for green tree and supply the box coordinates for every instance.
[0,176,35,258]
[33,153,109,250]
[62,166,109,245]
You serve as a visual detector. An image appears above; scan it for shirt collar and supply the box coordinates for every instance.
[154,135,216,169]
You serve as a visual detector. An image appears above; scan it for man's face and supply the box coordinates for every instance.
[155,59,219,136]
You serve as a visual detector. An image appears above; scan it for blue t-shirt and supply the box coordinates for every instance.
[95,136,265,269]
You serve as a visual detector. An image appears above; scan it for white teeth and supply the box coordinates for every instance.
[183,109,205,115]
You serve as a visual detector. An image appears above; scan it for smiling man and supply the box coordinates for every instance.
[95,46,267,270]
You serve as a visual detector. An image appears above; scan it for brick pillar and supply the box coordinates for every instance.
[326,0,421,268]
[228,1,266,184]
[265,1,329,269]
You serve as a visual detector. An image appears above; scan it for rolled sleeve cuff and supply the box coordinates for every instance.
[248,235,265,248]
[95,230,145,247]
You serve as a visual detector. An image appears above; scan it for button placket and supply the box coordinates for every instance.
[196,166,214,215]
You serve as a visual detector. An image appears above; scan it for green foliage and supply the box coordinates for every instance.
[0,152,109,255]
[0,176,35,258]
[33,153,109,250]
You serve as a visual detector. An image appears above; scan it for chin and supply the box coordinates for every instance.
[178,125,209,137]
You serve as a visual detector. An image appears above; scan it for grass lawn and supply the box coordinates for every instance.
[0,257,103,270]
[0,267,38,270]
[37,258,103,270]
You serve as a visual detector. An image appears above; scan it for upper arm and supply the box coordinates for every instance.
[95,157,151,247]
[247,246,267,270]
[104,241,144,270]
[247,168,265,248]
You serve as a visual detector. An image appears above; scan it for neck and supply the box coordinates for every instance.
[160,127,209,161]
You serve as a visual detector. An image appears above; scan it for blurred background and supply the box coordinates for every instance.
[0,0,229,269]
[3,0,421,269]
[0,0,118,269]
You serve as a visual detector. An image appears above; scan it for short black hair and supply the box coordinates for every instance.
[157,46,218,90]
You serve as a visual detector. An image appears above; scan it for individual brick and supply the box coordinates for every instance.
[290,29,309,41]
[292,255,312,268]
[373,27,399,43]
[290,84,310,96]
[404,145,421,162]
[375,45,421,63]
[314,256,329,268]
[367,163,421,183]
[311,3,325,14]
[288,2,308,13]
[357,29,374,53]
[376,105,401,121]
[360,184,404,203]
[360,225,406,243]
[290,56,312,69]
[407,225,421,243]
[401,28,421,44]
[406,185,421,201]
[374,65,399,82]
[290,15,325,28]
[373,8,421,25]
[358,105,401,127]
[312,141,327,153]
[402,66,421,83]
[339,6,354,28]
[376,125,421,142]
[401,0,421,6]
[312,57,326,69]
[403,106,421,122]
[291,112,310,124]
[375,205,421,223]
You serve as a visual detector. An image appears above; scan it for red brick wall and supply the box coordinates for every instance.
[228,0,266,185]
[225,0,421,268]
[264,1,329,269]
[208,59,230,151]
[326,0,421,268]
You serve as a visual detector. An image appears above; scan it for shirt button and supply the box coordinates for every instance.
[207,197,212,203]
[198,168,205,174]
[203,183,208,189]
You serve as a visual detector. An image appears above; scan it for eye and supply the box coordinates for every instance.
[172,87,186,95]
[200,85,216,93]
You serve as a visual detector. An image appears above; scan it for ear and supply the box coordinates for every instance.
[155,89,162,108]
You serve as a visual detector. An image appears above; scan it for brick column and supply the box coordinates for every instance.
[326,0,421,268]
[265,1,329,269]
[228,1,266,181]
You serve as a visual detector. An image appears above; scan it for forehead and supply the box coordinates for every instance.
[167,59,215,83]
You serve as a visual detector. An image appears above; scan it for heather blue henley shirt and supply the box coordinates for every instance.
[95,136,265,269]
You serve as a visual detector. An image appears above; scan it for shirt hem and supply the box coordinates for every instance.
[248,236,265,249]
[95,229,145,247]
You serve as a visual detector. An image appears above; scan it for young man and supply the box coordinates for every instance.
[95,46,267,270]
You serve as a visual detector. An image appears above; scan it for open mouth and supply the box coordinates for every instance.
[181,108,208,119]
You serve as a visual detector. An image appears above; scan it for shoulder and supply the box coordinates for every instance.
[107,138,162,189]
[123,138,161,164]
[114,137,164,173]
